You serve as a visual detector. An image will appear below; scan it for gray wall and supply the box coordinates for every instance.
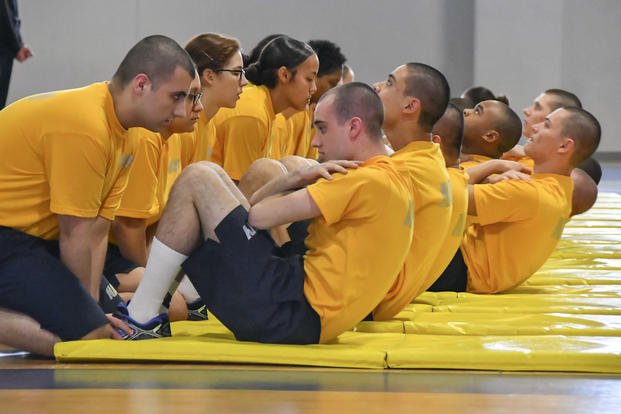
[8,0,619,153]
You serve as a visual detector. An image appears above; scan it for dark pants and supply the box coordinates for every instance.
[0,52,14,109]
[428,248,468,292]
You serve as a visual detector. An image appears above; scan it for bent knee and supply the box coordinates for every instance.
[279,155,317,172]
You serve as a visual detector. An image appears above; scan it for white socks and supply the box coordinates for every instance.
[176,275,201,304]
[127,237,188,324]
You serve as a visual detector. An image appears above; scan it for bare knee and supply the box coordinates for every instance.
[571,168,598,216]
[238,158,287,200]
[279,155,318,172]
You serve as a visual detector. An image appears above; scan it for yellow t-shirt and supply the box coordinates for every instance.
[463,174,573,293]
[268,113,291,160]
[180,112,218,167]
[270,108,316,161]
[517,156,535,170]
[304,155,414,343]
[111,129,184,247]
[373,141,452,321]
[211,84,276,180]
[460,153,492,169]
[0,82,136,240]
[429,167,469,286]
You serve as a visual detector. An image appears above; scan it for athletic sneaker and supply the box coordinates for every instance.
[116,312,172,340]
[187,299,209,321]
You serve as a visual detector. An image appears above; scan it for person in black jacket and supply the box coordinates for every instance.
[0,0,32,108]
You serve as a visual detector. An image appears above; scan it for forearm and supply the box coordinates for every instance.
[112,217,148,266]
[250,171,304,206]
[58,216,110,299]
[465,160,503,184]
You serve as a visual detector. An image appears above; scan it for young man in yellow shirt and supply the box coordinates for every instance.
[0,35,196,356]
[371,63,452,320]
[123,83,413,342]
[505,89,600,215]
[459,99,523,169]
[431,107,601,293]
[427,103,469,291]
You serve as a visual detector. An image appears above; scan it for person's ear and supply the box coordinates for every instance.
[482,130,500,144]
[276,66,290,84]
[431,134,442,145]
[348,117,363,140]
[404,97,421,114]
[133,73,150,94]
[202,68,217,86]
[559,137,575,154]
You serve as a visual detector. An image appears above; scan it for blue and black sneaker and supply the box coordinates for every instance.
[115,312,171,340]
[187,299,209,321]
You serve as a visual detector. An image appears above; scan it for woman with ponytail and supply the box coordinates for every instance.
[182,33,247,165]
[211,35,318,181]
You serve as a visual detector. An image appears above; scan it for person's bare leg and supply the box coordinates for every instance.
[203,162,250,210]
[279,155,319,172]
[0,308,59,356]
[238,158,288,201]
[571,168,598,216]
[128,162,243,323]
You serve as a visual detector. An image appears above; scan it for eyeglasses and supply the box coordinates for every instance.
[217,68,245,83]
[187,91,203,107]
[202,51,245,83]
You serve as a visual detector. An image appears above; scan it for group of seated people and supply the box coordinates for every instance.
[0,33,601,356]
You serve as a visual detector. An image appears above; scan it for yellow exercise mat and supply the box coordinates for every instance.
[386,335,621,373]
[509,283,621,295]
[413,292,621,315]
[54,331,406,369]
[403,313,621,336]
[525,269,621,285]
[352,320,404,333]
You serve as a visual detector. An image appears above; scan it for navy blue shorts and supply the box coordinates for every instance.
[428,247,468,292]
[103,243,140,288]
[0,226,108,340]
[182,206,320,344]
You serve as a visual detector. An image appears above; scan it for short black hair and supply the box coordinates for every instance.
[403,63,450,131]
[560,107,601,166]
[576,157,602,184]
[461,86,509,106]
[112,35,196,89]
[493,101,522,154]
[432,103,464,161]
[320,82,384,140]
[307,39,346,77]
[545,89,582,111]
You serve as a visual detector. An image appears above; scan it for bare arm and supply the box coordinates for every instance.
[465,159,531,184]
[112,216,148,267]
[250,160,360,206]
[249,188,322,230]
[58,215,110,300]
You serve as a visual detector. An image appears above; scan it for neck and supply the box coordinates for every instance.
[384,119,431,151]
[532,158,573,176]
[160,128,173,141]
[354,138,389,161]
[269,86,290,114]
[201,94,220,120]
[108,81,133,129]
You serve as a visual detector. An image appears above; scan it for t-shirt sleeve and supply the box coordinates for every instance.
[474,179,538,225]
[113,134,160,219]
[307,168,388,225]
[44,132,107,218]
